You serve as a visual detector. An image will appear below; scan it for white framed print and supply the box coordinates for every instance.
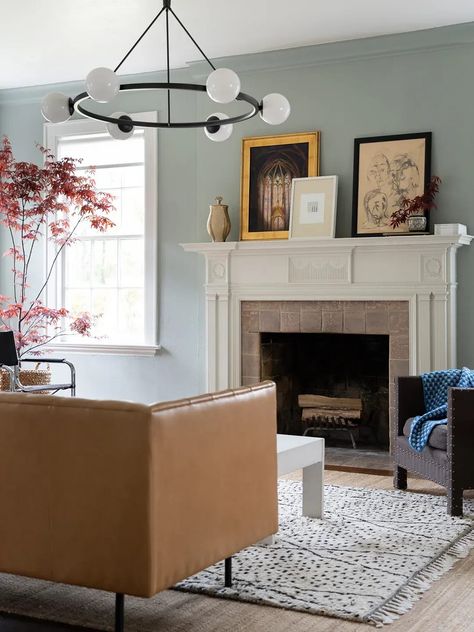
[289,176,338,239]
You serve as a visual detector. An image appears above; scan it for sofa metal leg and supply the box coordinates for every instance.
[447,486,463,517]
[224,557,232,588]
[394,466,407,490]
[115,593,124,632]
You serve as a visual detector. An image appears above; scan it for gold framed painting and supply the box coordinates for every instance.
[240,131,321,240]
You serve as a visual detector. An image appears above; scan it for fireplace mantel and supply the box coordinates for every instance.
[182,234,472,391]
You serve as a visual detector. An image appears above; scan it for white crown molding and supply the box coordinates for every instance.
[1,22,473,105]
[187,21,474,79]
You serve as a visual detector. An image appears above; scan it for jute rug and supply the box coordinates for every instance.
[0,482,472,630]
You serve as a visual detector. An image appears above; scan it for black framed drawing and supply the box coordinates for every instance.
[352,132,432,237]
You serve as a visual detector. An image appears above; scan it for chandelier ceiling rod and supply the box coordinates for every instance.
[165,5,171,126]
[41,0,291,142]
[114,6,166,74]
[168,5,216,71]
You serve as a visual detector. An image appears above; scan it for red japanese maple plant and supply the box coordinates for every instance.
[390,175,442,228]
[0,137,114,357]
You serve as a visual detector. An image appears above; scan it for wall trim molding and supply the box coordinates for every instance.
[188,22,474,79]
[1,22,473,105]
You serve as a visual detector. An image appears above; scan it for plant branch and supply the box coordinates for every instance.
[21,215,83,323]
[19,330,74,358]
[24,215,44,285]
[18,200,28,331]
[7,222,18,305]
[21,313,44,338]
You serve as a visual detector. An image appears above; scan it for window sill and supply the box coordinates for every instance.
[47,343,162,357]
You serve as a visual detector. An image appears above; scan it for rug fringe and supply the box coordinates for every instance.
[367,530,474,627]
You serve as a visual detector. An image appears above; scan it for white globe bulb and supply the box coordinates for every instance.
[259,93,291,125]
[41,92,72,123]
[106,112,134,140]
[204,113,233,142]
[206,68,241,104]
[86,67,120,103]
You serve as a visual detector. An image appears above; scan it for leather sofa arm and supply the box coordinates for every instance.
[395,376,424,436]
[148,381,278,595]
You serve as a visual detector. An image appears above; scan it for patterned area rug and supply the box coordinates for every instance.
[0,483,472,630]
[178,481,474,627]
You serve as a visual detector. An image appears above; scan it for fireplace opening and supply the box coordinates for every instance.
[260,332,390,449]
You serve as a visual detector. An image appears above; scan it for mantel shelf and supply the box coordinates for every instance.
[181,233,472,255]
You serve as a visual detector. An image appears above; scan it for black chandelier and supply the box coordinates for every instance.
[41,0,290,141]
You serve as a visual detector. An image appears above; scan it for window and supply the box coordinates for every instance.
[45,113,158,355]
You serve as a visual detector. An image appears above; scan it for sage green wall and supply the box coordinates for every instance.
[1,23,474,400]
[0,69,202,402]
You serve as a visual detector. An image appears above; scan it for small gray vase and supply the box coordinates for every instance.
[407,214,427,232]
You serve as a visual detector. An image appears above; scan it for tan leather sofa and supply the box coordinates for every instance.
[0,381,277,631]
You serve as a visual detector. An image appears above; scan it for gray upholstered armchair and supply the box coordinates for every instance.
[393,376,474,516]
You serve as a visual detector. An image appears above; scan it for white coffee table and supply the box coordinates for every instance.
[261,434,324,545]
[277,434,325,519]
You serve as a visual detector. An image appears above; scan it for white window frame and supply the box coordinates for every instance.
[44,112,160,356]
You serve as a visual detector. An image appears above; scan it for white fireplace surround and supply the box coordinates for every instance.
[183,234,471,392]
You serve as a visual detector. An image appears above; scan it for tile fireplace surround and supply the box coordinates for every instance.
[183,234,471,444]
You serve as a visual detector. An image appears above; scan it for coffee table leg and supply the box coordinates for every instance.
[302,460,324,518]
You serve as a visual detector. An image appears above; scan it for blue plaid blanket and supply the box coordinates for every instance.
[408,367,474,452]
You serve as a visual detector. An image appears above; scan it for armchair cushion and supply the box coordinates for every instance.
[403,417,447,451]
[408,368,474,451]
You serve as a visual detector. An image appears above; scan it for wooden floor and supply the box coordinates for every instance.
[0,470,473,632]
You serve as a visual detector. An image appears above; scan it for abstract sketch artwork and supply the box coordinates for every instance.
[352,133,431,236]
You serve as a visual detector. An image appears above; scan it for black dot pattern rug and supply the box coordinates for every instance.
[178,482,474,627]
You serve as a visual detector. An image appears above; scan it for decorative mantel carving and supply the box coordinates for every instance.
[288,253,351,283]
[182,234,472,392]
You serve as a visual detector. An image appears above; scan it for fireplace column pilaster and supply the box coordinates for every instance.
[203,244,235,391]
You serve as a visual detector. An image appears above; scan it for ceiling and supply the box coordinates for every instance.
[2,0,474,90]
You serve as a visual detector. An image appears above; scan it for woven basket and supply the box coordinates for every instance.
[0,364,52,393]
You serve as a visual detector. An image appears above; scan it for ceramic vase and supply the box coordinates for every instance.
[207,196,231,242]
[407,214,427,232]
